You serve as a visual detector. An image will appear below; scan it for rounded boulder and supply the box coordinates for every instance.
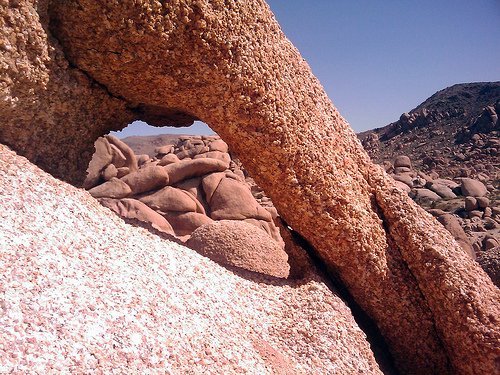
[460,178,488,197]
[187,220,290,278]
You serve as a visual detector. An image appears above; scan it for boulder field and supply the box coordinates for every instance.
[1,1,499,374]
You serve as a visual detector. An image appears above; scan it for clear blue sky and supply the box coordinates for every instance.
[115,0,500,137]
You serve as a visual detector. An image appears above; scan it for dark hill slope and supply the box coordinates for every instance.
[358,82,500,181]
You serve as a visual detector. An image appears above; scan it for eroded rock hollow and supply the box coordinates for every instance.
[1,1,499,374]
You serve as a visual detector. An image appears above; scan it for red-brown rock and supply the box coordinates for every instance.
[120,166,169,195]
[210,178,273,222]
[161,211,213,236]
[187,220,290,278]
[164,159,229,185]
[88,177,132,199]
[83,137,113,189]
[105,135,138,174]
[460,178,488,197]
[99,197,174,236]
[140,186,200,213]
[102,163,118,181]
[201,172,226,205]
[194,151,231,164]
[208,139,229,153]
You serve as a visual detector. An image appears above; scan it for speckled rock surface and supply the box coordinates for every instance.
[2,1,499,373]
[476,247,500,288]
[0,0,134,184]
[0,145,383,374]
[187,220,290,278]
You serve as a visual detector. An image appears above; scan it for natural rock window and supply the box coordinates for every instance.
[84,121,295,279]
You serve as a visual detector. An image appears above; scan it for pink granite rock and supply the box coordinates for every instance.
[187,220,290,278]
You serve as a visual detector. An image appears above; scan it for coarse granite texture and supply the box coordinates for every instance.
[1,1,499,373]
[0,144,382,373]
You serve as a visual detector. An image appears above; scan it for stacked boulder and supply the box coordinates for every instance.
[388,155,499,265]
[84,135,289,278]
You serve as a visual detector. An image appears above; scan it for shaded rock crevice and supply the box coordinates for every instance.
[369,196,454,374]
[281,223,400,375]
[368,170,500,375]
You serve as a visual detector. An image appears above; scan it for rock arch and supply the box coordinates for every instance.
[1,1,498,374]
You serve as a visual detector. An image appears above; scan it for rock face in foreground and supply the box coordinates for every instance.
[2,1,499,374]
[0,145,382,374]
[0,0,134,183]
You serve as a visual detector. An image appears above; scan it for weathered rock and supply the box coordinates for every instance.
[476,248,500,287]
[394,180,411,193]
[433,198,464,213]
[158,153,180,166]
[88,177,132,199]
[116,167,130,178]
[4,147,390,373]
[483,207,493,218]
[410,188,441,204]
[394,155,411,168]
[99,197,174,236]
[392,173,413,187]
[417,171,433,182]
[394,166,411,174]
[484,237,499,251]
[173,177,209,215]
[0,3,134,185]
[382,161,393,173]
[161,211,213,237]
[209,139,229,153]
[464,196,478,212]
[137,154,150,166]
[460,178,488,197]
[175,144,209,159]
[110,144,127,168]
[243,218,284,246]
[120,166,169,195]
[164,159,229,185]
[431,179,459,190]
[412,175,427,188]
[83,137,113,189]
[427,209,447,217]
[469,210,483,219]
[436,214,475,258]
[187,220,290,278]
[194,151,231,164]
[428,182,457,199]
[105,135,138,174]
[155,144,174,156]
[4,2,499,374]
[102,163,118,181]
[476,197,490,209]
[210,178,273,222]
[202,172,226,204]
[140,186,200,213]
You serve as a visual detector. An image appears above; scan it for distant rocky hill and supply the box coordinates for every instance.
[358,82,500,181]
[120,133,214,157]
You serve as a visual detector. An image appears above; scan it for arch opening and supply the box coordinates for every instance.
[83,119,309,280]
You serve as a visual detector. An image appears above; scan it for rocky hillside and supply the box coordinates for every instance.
[359,82,500,181]
[357,82,499,284]
[119,134,201,157]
